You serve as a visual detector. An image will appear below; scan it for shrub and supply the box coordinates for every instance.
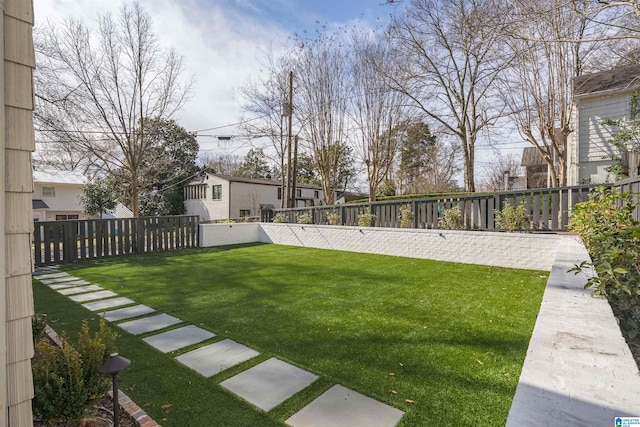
[399,204,414,228]
[326,210,341,225]
[569,187,640,340]
[32,318,117,424]
[220,218,235,224]
[272,213,288,223]
[440,205,464,230]
[358,208,376,227]
[32,313,48,344]
[77,319,118,400]
[33,339,87,423]
[296,211,314,224]
[495,202,529,232]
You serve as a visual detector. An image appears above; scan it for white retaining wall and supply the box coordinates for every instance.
[200,223,562,271]
[200,223,261,247]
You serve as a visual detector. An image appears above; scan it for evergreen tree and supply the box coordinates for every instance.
[238,148,273,179]
[79,180,117,218]
[137,118,200,216]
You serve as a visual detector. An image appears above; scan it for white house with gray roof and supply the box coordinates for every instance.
[32,170,133,221]
[184,173,323,222]
[568,64,640,184]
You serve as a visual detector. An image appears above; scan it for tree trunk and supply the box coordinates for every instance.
[131,171,140,217]
[462,140,476,192]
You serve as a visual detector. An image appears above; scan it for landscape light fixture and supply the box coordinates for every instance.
[98,353,131,427]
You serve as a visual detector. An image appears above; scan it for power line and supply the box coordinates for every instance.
[193,116,269,133]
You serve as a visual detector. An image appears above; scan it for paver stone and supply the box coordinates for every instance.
[175,339,259,377]
[285,384,404,427]
[221,357,318,411]
[143,325,215,353]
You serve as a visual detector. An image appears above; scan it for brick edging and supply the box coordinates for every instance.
[108,389,161,427]
[43,325,162,427]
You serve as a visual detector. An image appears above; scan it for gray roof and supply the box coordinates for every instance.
[32,199,50,210]
[521,147,547,167]
[33,169,88,185]
[193,173,322,190]
[573,65,640,96]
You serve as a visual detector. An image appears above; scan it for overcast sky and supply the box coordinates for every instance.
[35,0,398,159]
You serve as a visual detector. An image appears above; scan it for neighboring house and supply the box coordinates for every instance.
[568,64,640,185]
[32,170,88,221]
[32,170,133,221]
[521,147,551,189]
[335,191,368,204]
[184,173,323,221]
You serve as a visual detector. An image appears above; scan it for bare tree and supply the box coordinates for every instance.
[500,0,598,186]
[387,0,512,192]
[34,2,192,216]
[479,152,523,191]
[238,48,296,207]
[199,152,243,175]
[295,32,352,204]
[350,30,406,201]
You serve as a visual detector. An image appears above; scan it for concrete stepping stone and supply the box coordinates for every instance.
[49,280,91,289]
[143,325,215,353]
[58,285,103,295]
[221,357,319,411]
[83,297,135,311]
[101,305,156,322]
[33,266,60,275]
[118,313,182,335]
[39,276,82,285]
[69,290,118,302]
[285,384,404,427]
[176,338,259,377]
[36,272,70,280]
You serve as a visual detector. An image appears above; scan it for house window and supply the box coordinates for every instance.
[314,190,319,199]
[277,187,282,200]
[56,214,79,220]
[185,184,207,200]
[296,189,302,198]
[42,186,56,197]
[212,185,222,200]
[239,209,251,218]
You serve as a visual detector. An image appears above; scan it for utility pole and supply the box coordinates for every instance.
[291,135,299,208]
[279,114,285,208]
[286,71,294,208]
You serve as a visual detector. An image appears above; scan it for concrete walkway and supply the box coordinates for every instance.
[507,236,640,426]
[34,269,404,426]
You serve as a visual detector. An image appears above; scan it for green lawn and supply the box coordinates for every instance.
[34,243,548,426]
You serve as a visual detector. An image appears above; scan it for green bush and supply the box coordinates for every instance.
[495,202,529,232]
[272,213,288,223]
[569,187,640,340]
[296,212,314,224]
[33,339,87,423]
[77,319,118,400]
[32,313,48,344]
[399,204,414,228]
[32,318,117,425]
[358,208,376,227]
[440,206,464,230]
[326,210,341,225]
